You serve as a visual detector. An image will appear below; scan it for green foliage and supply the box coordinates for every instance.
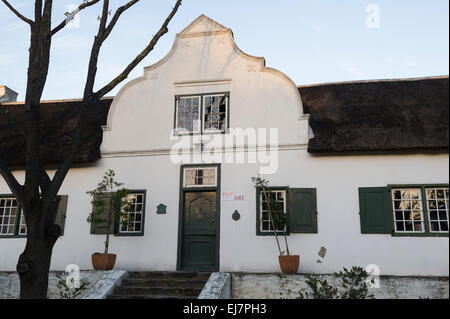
[87,169,132,253]
[87,169,130,226]
[297,275,339,299]
[55,273,89,299]
[296,266,375,299]
[252,176,290,256]
[334,266,374,299]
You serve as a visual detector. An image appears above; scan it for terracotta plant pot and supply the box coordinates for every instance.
[278,255,300,274]
[91,253,116,270]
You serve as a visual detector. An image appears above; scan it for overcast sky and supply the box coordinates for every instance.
[0,0,448,101]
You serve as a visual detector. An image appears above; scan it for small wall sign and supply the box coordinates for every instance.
[222,192,245,201]
[157,204,167,214]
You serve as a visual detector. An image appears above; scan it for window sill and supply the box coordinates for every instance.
[256,231,290,236]
[391,232,448,238]
[114,232,144,237]
[0,235,27,239]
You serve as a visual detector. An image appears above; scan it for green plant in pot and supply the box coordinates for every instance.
[87,169,131,270]
[252,176,299,274]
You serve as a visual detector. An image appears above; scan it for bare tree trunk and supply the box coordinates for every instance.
[0,0,183,299]
[17,201,61,299]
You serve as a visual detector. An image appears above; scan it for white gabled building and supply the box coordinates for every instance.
[0,16,448,276]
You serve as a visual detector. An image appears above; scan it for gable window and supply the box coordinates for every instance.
[119,192,146,234]
[175,93,229,134]
[203,94,227,133]
[175,96,200,134]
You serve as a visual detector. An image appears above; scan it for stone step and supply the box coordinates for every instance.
[121,278,206,288]
[128,271,211,281]
[114,285,202,297]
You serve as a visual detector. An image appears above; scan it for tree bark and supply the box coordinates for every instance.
[0,0,182,299]
[17,200,61,299]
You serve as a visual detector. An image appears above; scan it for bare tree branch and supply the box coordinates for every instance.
[51,0,101,35]
[83,0,110,97]
[1,0,33,24]
[45,0,182,205]
[95,0,182,98]
[0,158,24,204]
[103,0,140,40]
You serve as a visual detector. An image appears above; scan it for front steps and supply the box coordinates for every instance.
[108,271,211,299]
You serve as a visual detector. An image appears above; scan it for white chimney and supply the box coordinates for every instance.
[0,86,18,103]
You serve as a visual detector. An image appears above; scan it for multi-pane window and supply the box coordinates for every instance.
[119,192,145,234]
[259,190,287,233]
[426,188,449,233]
[18,211,27,235]
[184,167,217,187]
[0,196,25,237]
[175,96,200,134]
[392,189,425,233]
[203,95,227,132]
[175,93,229,134]
[391,186,449,234]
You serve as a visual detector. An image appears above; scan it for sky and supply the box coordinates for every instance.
[0,0,448,101]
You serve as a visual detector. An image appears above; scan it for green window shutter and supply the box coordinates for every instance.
[358,187,392,234]
[288,188,318,233]
[55,195,68,236]
[90,192,115,235]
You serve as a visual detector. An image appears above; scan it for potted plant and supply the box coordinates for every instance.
[87,169,130,270]
[252,176,299,274]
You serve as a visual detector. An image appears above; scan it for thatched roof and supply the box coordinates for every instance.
[0,76,448,168]
[299,76,449,154]
[0,98,113,167]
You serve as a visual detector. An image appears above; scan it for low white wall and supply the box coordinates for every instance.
[231,273,449,299]
[0,271,121,299]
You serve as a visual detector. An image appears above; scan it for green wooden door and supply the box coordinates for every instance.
[180,191,218,271]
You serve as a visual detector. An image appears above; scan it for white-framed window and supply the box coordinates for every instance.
[426,187,449,233]
[18,211,27,235]
[175,96,201,134]
[119,192,145,234]
[259,189,287,233]
[392,189,425,233]
[184,167,217,188]
[203,94,228,133]
[174,93,229,134]
[391,186,449,234]
[0,196,26,237]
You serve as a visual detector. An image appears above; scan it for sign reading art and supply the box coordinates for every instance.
[222,192,245,201]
